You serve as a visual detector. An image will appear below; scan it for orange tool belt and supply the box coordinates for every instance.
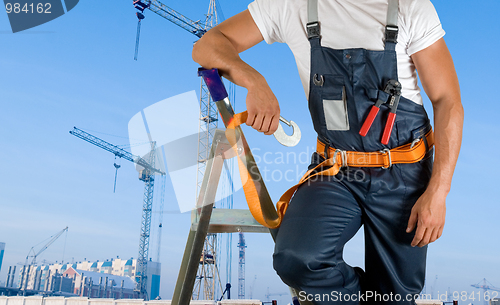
[226,111,434,229]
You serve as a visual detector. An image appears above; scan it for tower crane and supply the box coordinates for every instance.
[471,278,500,305]
[265,287,289,302]
[237,232,246,299]
[249,275,257,299]
[70,127,165,299]
[132,0,234,300]
[431,275,438,299]
[20,226,68,291]
[133,0,207,39]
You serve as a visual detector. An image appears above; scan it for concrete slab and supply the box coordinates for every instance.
[65,297,89,305]
[24,296,43,305]
[114,299,145,305]
[0,296,9,305]
[144,300,170,305]
[7,296,26,305]
[88,298,114,305]
[42,297,66,305]
[218,300,262,305]
[188,301,216,305]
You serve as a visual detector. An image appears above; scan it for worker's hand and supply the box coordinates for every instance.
[245,75,280,135]
[406,187,447,247]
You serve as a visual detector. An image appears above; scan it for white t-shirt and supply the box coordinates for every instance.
[248,0,445,105]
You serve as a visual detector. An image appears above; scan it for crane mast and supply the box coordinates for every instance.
[237,232,246,299]
[193,1,223,300]
[133,0,231,300]
[136,140,157,299]
[70,127,165,299]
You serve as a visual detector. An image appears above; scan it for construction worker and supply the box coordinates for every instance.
[192,0,463,304]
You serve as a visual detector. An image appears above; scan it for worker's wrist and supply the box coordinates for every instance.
[426,178,451,197]
[234,65,264,90]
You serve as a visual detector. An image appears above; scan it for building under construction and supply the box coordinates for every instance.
[12,258,160,299]
[0,243,5,274]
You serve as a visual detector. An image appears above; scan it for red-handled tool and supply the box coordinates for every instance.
[381,92,400,144]
[359,79,402,145]
[359,97,385,137]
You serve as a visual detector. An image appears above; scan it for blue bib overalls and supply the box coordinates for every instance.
[273,1,433,304]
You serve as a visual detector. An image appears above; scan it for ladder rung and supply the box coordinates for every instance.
[191,209,269,234]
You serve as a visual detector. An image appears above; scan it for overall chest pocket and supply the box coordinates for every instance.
[321,75,349,131]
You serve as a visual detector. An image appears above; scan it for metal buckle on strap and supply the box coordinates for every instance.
[333,149,349,170]
[410,138,421,148]
[307,21,321,39]
[380,148,392,169]
[411,135,430,152]
[385,25,399,43]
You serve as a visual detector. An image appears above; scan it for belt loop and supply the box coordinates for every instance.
[423,135,429,152]
[380,148,392,169]
[324,140,330,159]
[410,134,430,152]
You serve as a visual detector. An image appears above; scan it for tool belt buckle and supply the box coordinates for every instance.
[380,148,392,169]
[333,149,349,170]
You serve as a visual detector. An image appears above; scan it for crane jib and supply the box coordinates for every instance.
[69,127,165,175]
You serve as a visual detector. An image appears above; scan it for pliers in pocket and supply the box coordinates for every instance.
[359,79,402,145]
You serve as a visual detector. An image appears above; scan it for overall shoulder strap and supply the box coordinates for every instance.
[385,0,399,50]
[307,0,321,46]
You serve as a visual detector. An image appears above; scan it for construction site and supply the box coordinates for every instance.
[1,0,286,303]
[1,0,499,305]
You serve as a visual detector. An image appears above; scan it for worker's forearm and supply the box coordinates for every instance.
[192,25,281,134]
[427,96,464,194]
[192,29,264,90]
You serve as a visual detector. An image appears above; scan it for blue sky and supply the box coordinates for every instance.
[0,0,499,303]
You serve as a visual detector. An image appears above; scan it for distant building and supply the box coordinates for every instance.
[0,242,5,273]
[18,257,161,299]
[64,267,138,298]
